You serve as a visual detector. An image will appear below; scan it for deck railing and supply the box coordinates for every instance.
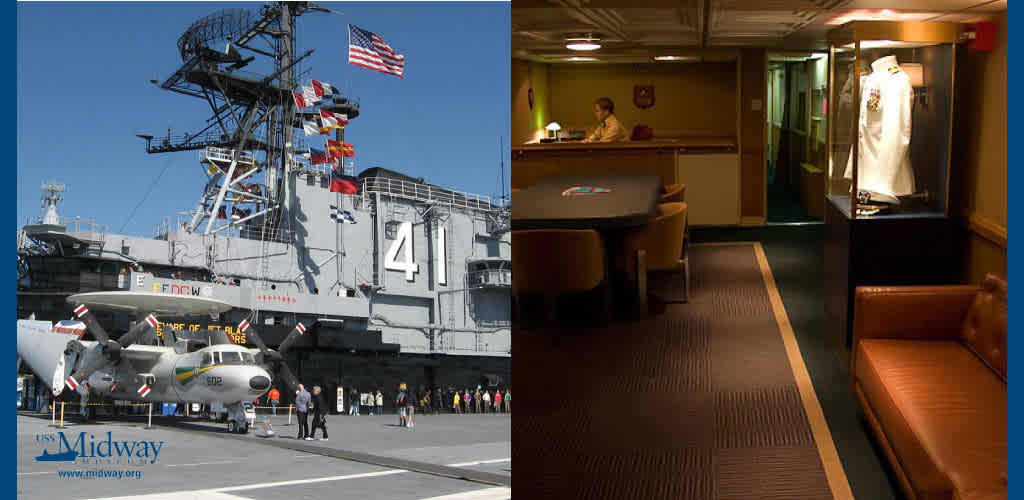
[25,216,107,243]
[361,177,499,212]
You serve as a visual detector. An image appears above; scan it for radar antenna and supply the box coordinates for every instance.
[40,182,66,226]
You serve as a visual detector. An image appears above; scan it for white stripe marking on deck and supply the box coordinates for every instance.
[79,493,246,500]
[165,460,239,467]
[447,458,511,467]
[77,457,512,500]
[217,470,406,492]
[415,488,511,500]
[81,487,510,500]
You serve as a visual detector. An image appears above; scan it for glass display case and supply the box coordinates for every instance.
[823,21,965,352]
[827,21,961,219]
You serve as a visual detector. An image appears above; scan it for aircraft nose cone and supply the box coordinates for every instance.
[249,375,271,390]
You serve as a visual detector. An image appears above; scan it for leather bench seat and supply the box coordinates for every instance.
[856,339,1007,499]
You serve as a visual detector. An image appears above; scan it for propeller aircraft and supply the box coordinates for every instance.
[17,291,306,433]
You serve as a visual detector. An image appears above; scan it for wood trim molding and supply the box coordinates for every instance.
[740,216,766,227]
[964,212,1006,249]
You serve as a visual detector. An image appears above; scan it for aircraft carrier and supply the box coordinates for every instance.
[16,2,511,412]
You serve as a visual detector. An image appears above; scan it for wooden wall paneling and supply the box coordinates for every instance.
[739,49,767,220]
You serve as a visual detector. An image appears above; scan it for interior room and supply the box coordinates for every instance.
[510,2,1006,499]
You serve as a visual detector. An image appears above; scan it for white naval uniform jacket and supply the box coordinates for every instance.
[844,55,914,202]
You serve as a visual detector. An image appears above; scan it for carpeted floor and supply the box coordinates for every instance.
[691,226,904,500]
[513,243,838,499]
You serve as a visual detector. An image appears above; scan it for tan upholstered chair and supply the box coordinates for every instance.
[660,183,686,204]
[624,202,690,303]
[511,229,610,324]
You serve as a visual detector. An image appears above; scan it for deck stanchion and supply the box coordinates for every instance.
[146,402,153,429]
[287,405,293,425]
[58,402,65,429]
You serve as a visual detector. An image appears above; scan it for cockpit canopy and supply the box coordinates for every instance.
[201,350,256,366]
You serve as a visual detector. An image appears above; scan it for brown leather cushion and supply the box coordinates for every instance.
[961,274,1007,381]
[856,340,1007,499]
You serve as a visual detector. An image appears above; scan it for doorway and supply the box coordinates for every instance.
[765,52,828,224]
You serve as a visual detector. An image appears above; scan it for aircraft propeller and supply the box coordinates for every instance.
[63,304,158,394]
[237,318,305,392]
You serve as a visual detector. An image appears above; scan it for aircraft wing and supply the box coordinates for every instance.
[119,345,166,363]
[18,320,80,394]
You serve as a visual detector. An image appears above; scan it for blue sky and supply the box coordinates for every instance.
[17,2,510,236]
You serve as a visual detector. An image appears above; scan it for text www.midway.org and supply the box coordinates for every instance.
[57,469,143,480]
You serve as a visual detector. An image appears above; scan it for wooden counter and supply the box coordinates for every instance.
[512,137,741,226]
[513,137,737,153]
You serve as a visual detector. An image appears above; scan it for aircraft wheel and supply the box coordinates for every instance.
[227,420,238,433]
[239,422,249,434]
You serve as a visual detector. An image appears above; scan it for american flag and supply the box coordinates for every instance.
[348,25,405,78]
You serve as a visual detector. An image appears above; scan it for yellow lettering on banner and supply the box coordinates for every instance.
[189,324,201,332]
[210,325,222,331]
[155,324,164,338]
[225,326,234,335]
[228,331,246,344]
[152,283,160,293]
[174,323,185,331]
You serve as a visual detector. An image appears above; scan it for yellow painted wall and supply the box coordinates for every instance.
[545,62,737,139]
[952,12,1006,284]
[511,59,551,145]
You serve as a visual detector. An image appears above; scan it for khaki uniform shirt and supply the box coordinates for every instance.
[588,114,628,142]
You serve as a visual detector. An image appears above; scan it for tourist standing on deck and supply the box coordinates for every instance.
[482,390,491,414]
[397,387,408,427]
[406,387,416,428]
[473,389,481,413]
[494,389,503,412]
[453,391,461,414]
[375,390,383,416]
[504,389,511,413]
[420,389,430,416]
[295,384,311,440]
[310,386,328,441]
[349,387,359,416]
[268,387,280,416]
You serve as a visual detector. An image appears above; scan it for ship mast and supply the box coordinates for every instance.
[138,2,338,241]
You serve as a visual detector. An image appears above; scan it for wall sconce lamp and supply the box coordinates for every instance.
[901,63,927,105]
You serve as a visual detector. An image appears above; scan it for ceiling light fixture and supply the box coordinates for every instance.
[827,9,936,25]
[566,33,601,51]
[652,55,699,62]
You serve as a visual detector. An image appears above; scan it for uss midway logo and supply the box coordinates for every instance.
[34,431,165,465]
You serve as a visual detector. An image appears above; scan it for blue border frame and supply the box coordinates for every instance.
[8,0,17,497]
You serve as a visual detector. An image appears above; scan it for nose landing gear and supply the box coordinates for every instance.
[225,402,251,434]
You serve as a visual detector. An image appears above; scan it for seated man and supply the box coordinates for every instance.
[584,97,628,143]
